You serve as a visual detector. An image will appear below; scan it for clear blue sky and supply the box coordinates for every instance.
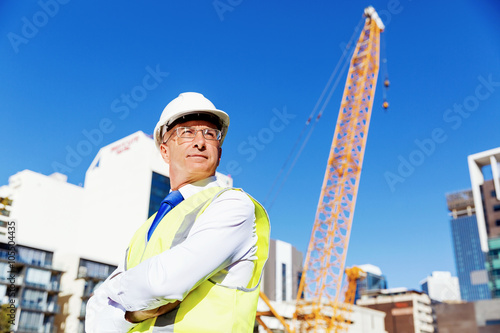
[1,1,499,291]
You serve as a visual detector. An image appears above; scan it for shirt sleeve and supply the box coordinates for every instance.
[104,189,257,312]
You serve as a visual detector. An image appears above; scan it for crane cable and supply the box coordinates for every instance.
[381,32,390,110]
[264,17,365,211]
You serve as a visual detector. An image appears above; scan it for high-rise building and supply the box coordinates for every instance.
[446,147,500,301]
[355,264,388,302]
[357,288,435,333]
[420,271,460,302]
[468,148,500,244]
[469,148,500,299]
[446,190,491,301]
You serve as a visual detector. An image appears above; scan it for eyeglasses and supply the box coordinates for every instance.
[164,126,222,143]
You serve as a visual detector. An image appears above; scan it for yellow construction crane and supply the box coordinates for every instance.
[294,6,384,332]
[257,6,384,333]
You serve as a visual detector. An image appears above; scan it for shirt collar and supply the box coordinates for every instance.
[177,176,219,200]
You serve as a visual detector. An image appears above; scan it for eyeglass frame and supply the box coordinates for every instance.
[163,126,222,144]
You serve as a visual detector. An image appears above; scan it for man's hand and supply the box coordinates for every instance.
[125,301,181,323]
[86,292,136,332]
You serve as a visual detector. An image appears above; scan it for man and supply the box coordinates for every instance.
[85,92,270,332]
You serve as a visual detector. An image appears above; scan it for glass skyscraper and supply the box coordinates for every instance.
[450,214,491,301]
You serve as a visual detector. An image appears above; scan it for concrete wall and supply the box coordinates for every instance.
[434,302,478,333]
[475,299,500,331]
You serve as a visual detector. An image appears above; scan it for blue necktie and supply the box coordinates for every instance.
[147,190,184,241]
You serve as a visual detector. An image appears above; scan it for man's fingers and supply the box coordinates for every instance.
[125,301,181,323]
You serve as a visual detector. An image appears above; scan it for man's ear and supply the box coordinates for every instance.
[217,147,222,167]
[160,143,170,164]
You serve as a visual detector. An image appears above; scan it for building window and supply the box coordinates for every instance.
[496,220,500,227]
[297,271,304,299]
[282,263,287,301]
[17,245,53,267]
[78,259,117,280]
[22,288,47,311]
[492,190,497,198]
[494,204,500,212]
[149,172,171,217]
[25,268,51,288]
[19,311,44,331]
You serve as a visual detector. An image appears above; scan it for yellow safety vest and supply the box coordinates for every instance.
[125,187,270,333]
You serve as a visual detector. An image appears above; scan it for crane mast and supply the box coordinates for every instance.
[293,7,384,332]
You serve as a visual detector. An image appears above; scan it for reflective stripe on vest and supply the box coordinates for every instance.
[125,187,270,333]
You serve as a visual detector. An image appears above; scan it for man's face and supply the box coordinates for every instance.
[160,119,222,189]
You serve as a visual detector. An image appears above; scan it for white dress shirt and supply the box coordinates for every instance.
[86,176,257,331]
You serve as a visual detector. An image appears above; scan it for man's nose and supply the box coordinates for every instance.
[192,130,206,148]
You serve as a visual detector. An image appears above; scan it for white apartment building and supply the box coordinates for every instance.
[420,271,460,302]
[0,170,85,332]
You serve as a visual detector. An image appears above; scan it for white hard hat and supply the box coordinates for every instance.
[153,92,230,150]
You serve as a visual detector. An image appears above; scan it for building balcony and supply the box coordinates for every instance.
[24,280,61,293]
[0,250,62,272]
[25,281,49,290]
[0,297,19,307]
[82,283,100,299]
[47,281,61,292]
[17,257,53,268]
[20,300,45,311]
[17,324,57,333]
[0,250,15,262]
[45,303,60,314]
[77,259,117,282]
[20,301,60,314]
[0,274,23,285]
[77,270,110,281]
